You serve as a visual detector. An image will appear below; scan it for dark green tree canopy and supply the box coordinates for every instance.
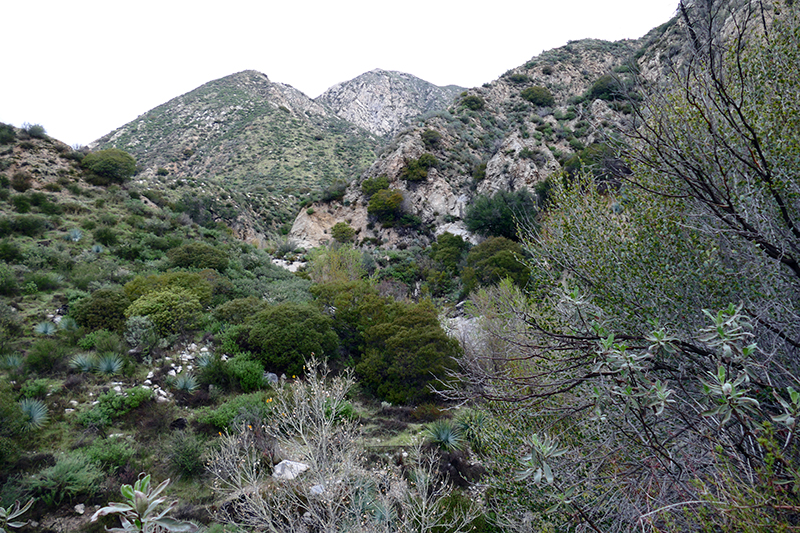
[520,86,555,107]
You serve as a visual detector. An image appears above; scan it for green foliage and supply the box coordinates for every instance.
[123,315,160,352]
[93,226,118,246]
[212,297,269,325]
[23,124,46,139]
[84,437,136,473]
[306,244,365,284]
[367,188,404,224]
[9,173,31,193]
[0,264,17,296]
[25,338,67,373]
[464,237,530,292]
[196,391,272,430]
[460,95,485,111]
[78,387,153,428]
[356,299,460,404]
[81,148,136,186]
[164,431,206,479]
[225,354,264,392]
[464,189,537,240]
[421,129,442,149]
[167,242,229,271]
[361,175,390,197]
[71,288,131,332]
[430,232,469,274]
[20,378,51,399]
[507,73,529,84]
[330,221,355,243]
[587,74,625,101]
[124,271,214,306]
[520,86,555,106]
[125,289,203,336]
[0,123,15,145]
[27,452,104,508]
[90,474,198,532]
[400,153,438,182]
[472,162,487,182]
[244,302,338,376]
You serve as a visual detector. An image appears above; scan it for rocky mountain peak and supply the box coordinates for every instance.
[316,69,464,137]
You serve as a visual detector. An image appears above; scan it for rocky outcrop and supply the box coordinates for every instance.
[317,69,464,137]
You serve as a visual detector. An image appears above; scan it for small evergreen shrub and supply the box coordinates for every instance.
[421,129,442,149]
[331,222,356,243]
[520,86,555,106]
[226,354,264,392]
[400,153,438,182]
[26,452,104,508]
[23,124,46,139]
[0,123,15,144]
[361,176,390,197]
[125,288,203,336]
[71,288,131,332]
[84,437,135,473]
[10,172,32,193]
[25,339,67,373]
[367,189,404,224]
[164,431,206,479]
[167,242,229,271]
[460,95,485,111]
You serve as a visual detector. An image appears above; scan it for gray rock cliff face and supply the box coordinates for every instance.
[317,69,464,137]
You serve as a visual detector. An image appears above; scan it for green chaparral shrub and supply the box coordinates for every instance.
[84,437,136,473]
[460,95,485,111]
[196,391,272,430]
[587,74,625,101]
[125,288,203,336]
[167,241,229,271]
[421,129,442,149]
[164,430,206,479]
[462,236,530,293]
[26,452,104,508]
[25,338,68,373]
[0,263,18,296]
[356,299,461,405]
[520,86,555,106]
[23,123,46,139]
[124,271,214,306]
[400,153,438,182]
[243,302,338,376]
[430,232,470,273]
[225,353,264,392]
[0,123,15,144]
[77,387,153,428]
[80,148,136,186]
[464,189,537,240]
[212,297,270,325]
[331,221,356,243]
[361,175,390,197]
[367,188,404,224]
[70,288,131,332]
[10,172,32,193]
[93,226,118,246]
[0,383,25,466]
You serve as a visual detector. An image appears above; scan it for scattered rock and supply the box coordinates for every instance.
[272,460,309,480]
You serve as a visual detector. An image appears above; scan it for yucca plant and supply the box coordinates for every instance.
[424,419,464,453]
[90,473,198,532]
[69,353,97,373]
[0,354,23,371]
[0,498,34,532]
[456,409,488,454]
[34,321,57,336]
[195,352,214,369]
[58,316,79,333]
[173,373,199,394]
[96,353,123,375]
[19,398,49,431]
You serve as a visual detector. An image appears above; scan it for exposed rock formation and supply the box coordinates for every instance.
[317,69,464,137]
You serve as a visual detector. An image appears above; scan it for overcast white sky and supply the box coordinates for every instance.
[3,0,678,147]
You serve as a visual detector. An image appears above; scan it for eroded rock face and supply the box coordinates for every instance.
[317,69,464,137]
